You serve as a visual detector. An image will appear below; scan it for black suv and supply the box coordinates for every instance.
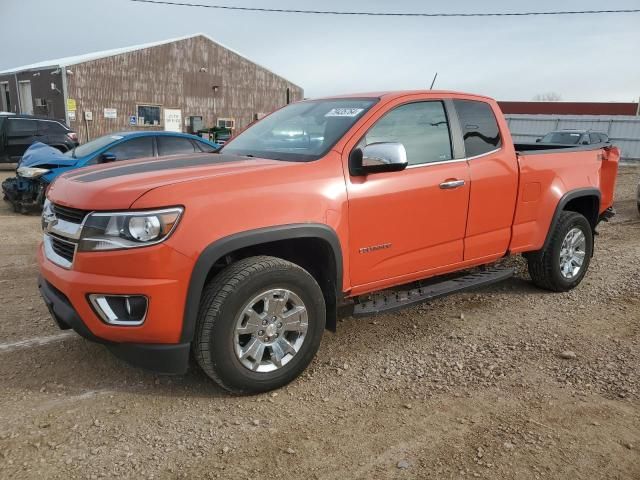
[0,114,79,163]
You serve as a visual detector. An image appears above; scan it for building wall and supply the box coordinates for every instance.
[0,68,65,119]
[506,114,640,161]
[66,35,303,141]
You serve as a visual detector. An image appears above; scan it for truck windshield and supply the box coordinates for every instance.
[221,99,378,161]
[540,132,583,144]
[64,135,124,158]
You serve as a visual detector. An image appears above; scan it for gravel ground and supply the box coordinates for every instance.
[0,165,639,479]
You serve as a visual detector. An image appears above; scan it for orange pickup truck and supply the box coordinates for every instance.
[38,91,619,393]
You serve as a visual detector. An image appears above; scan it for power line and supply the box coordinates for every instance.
[129,0,640,17]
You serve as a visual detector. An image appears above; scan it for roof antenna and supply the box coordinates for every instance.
[429,72,438,90]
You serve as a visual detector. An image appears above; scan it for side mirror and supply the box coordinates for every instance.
[581,140,589,145]
[535,138,541,143]
[349,142,408,176]
[99,152,117,163]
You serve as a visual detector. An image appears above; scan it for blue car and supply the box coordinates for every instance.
[2,131,219,212]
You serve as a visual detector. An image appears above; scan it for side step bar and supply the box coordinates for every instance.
[352,267,515,317]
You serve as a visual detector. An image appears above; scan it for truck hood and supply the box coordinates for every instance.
[47,152,296,210]
[19,142,78,168]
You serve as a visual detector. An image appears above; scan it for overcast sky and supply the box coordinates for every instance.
[2,0,639,102]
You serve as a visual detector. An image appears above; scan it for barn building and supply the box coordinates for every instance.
[0,33,303,141]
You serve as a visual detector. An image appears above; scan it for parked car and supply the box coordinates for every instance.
[38,91,619,394]
[536,129,609,145]
[0,113,78,163]
[2,131,219,212]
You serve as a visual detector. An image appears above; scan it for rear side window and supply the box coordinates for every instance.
[359,101,453,166]
[105,137,154,161]
[7,119,37,135]
[196,140,217,152]
[453,100,502,157]
[157,136,197,156]
[38,120,67,134]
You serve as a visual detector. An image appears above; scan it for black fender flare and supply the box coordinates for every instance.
[180,223,343,342]
[541,187,601,251]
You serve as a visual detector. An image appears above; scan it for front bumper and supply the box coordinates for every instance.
[38,275,190,374]
[37,241,195,374]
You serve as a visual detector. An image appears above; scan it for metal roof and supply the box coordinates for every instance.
[499,101,639,116]
[0,33,294,84]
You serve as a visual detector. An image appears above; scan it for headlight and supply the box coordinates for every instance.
[17,167,50,178]
[78,207,183,251]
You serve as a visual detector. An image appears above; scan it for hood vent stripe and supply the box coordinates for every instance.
[72,154,253,183]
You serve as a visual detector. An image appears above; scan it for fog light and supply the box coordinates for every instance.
[88,294,148,326]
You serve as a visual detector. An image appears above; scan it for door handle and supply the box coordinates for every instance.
[439,179,465,189]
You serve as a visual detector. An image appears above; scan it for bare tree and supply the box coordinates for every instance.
[533,92,563,102]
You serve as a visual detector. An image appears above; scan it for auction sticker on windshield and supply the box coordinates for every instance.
[325,108,364,117]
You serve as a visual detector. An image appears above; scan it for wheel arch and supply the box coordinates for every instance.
[181,224,343,343]
[542,188,601,251]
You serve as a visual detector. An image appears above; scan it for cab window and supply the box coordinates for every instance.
[358,101,453,166]
[453,100,502,157]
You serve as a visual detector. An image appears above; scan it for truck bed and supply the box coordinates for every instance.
[509,143,619,254]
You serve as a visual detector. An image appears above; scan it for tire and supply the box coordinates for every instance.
[193,255,326,394]
[527,211,593,292]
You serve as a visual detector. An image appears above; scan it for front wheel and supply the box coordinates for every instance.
[193,256,326,394]
[527,211,593,292]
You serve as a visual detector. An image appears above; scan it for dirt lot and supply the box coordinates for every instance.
[0,165,638,480]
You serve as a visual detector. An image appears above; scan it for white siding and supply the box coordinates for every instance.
[505,114,640,161]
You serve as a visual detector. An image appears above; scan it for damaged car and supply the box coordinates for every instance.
[2,131,219,212]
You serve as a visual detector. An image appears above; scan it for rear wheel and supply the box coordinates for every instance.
[193,256,325,394]
[527,211,593,292]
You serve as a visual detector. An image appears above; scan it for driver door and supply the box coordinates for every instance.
[345,99,470,290]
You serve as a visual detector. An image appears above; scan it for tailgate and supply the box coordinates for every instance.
[599,145,620,211]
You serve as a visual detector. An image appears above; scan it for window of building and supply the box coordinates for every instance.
[217,118,235,129]
[453,100,502,158]
[7,118,37,135]
[157,136,197,156]
[104,136,154,161]
[358,101,453,166]
[137,105,162,126]
[0,82,11,112]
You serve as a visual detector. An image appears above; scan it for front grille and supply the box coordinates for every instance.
[53,203,88,223]
[50,236,76,263]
